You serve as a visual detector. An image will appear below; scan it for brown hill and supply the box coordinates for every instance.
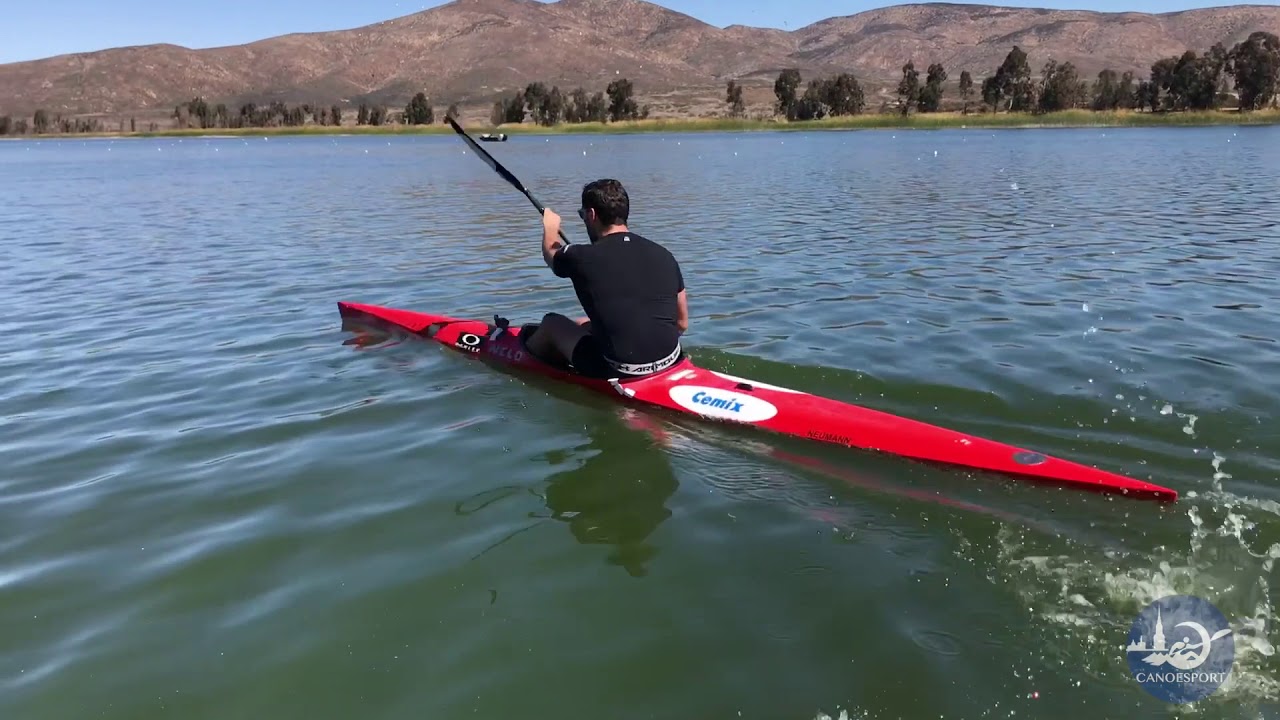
[1,0,1278,119]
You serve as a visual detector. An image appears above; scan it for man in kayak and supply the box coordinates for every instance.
[524,178,688,379]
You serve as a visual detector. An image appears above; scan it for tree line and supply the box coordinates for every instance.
[0,78,635,135]
[0,93,462,136]
[766,72,867,121]
[0,111,114,135]
[173,95,464,129]
[760,31,1278,119]
[489,79,649,126]
[170,97,451,130]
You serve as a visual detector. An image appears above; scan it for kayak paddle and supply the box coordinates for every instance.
[446,116,571,247]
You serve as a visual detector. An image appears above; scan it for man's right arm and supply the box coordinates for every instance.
[542,209,567,273]
[550,235,581,279]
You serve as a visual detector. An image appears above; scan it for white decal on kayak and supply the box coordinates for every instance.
[669,385,778,422]
[709,371,803,394]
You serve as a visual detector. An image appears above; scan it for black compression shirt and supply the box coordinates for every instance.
[551,231,684,364]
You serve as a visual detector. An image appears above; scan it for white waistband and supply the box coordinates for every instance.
[605,342,682,376]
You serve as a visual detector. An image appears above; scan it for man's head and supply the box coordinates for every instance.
[578,179,629,242]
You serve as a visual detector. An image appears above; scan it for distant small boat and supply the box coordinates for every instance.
[478,133,508,142]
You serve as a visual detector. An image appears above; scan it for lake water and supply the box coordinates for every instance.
[2,126,1278,720]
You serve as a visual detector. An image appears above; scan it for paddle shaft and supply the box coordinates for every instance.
[446,117,571,246]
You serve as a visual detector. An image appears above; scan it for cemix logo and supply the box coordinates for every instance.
[668,385,778,422]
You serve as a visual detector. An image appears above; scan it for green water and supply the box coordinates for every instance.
[2,127,1277,719]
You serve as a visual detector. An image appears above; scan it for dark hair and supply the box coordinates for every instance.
[581,179,629,226]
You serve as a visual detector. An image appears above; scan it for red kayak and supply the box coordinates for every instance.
[337,301,1177,503]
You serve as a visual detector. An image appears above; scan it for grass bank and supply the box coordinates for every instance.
[12,108,1279,140]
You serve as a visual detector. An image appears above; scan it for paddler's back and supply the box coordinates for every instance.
[551,230,685,363]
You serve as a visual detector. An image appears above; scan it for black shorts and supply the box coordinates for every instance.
[569,333,617,379]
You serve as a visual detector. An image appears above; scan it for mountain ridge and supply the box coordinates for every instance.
[1,0,1277,118]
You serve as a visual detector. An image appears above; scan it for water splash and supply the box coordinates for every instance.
[986,450,1280,711]
[813,711,873,720]
[1158,403,1200,437]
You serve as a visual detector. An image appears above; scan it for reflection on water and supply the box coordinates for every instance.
[450,409,678,578]
[442,364,681,578]
[541,408,678,577]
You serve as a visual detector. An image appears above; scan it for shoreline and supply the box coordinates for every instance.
[3,109,1277,140]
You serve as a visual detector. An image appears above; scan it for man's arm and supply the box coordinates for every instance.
[675,259,688,334]
[541,209,565,271]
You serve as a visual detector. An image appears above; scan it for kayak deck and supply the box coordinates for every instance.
[337,301,1177,503]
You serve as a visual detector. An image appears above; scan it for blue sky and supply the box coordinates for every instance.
[1,0,1269,64]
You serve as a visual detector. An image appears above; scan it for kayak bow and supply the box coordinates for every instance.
[337,301,1177,503]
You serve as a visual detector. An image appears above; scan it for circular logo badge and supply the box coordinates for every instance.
[1126,595,1234,704]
